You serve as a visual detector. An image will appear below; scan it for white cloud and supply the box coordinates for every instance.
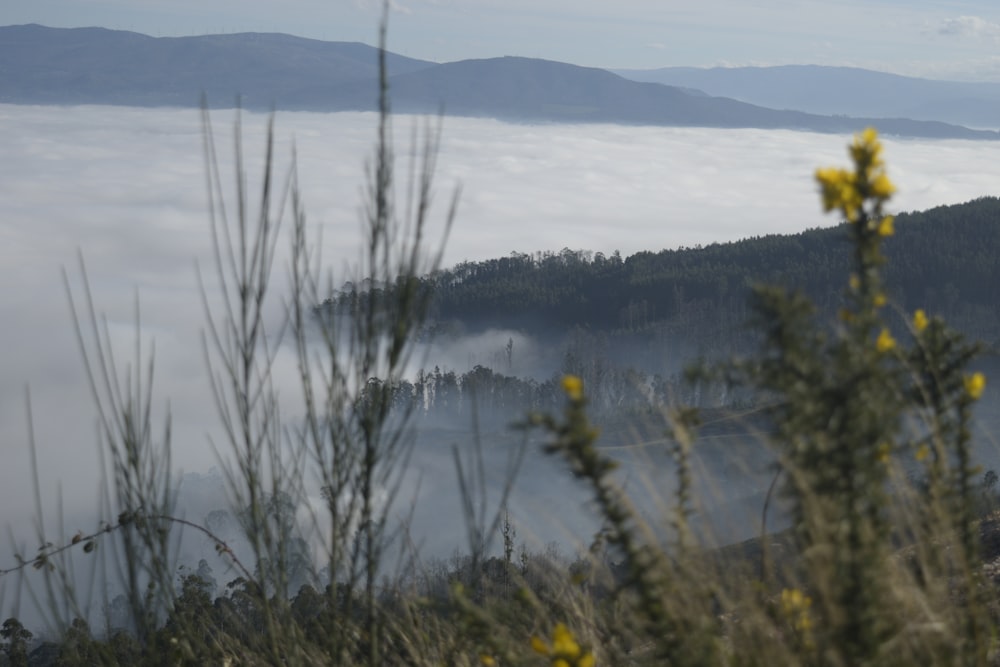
[938,15,1000,41]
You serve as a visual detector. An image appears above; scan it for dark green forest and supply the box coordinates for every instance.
[325,197,1000,422]
[425,196,1000,341]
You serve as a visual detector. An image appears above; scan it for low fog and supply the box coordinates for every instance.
[2,103,1000,626]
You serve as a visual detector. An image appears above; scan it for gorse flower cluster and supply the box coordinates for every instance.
[816,127,895,223]
[780,588,814,649]
[531,623,595,667]
[965,371,987,400]
[561,375,584,402]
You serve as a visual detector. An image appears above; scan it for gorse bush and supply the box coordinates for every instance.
[2,23,998,665]
[532,128,995,666]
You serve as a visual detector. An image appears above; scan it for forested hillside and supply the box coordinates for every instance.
[321,197,1000,422]
[425,196,1000,344]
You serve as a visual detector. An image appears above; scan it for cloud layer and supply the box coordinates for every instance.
[938,15,1000,41]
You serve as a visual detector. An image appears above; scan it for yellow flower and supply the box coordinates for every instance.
[479,655,496,666]
[871,175,896,201]
[815,167,862,222]
[913,309,928,333]
[876,214,895,237]
[877,442,891,464]
[552,624,581,656]
[876,328,896,353]
[781,588,814,635]
[849,274,860,290]
[916,443,930,462]
[965,372,986,400]
[873,293,887,308]
[561,375,584,401]
[532,624,595,667]
[781,588,809,613]
[851,128,886,173]
[817,127,894,223]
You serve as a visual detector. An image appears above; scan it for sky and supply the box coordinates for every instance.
[5,0,1000,80]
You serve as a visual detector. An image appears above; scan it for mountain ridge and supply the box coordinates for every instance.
[613,64,1000,130]
[2,24,998,140]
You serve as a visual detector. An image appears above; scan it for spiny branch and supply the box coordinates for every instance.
[2,512,253,583]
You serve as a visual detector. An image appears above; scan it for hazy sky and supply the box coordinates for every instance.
[5,1,1000,80]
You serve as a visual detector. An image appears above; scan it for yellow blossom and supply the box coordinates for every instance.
[965,372,986,400]
[781,588,814,635]
[815,167,862,222]
[876,328,896,353]
[913,309,928,333]
[817,127,894,223]
[877,442,891,464]
[916,443,930,462]
[531,624,595,667]
[561,375,584,401]
[781,588,809,614]
[876,215,895,237]
[849,274,860,290]
[479,655,496,666]
[871,175,896,201]
[850,128,886,175]
[552,624,580,657]
[873,293,887,308]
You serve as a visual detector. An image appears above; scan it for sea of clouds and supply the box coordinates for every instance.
[2,103,999,614]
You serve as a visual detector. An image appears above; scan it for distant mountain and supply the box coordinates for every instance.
[613,65,1000,130]
[0,23,435,108]
[293,56,998,139]
[2,25,998,140]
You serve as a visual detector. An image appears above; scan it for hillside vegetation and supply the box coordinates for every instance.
[425,197,1000,342]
